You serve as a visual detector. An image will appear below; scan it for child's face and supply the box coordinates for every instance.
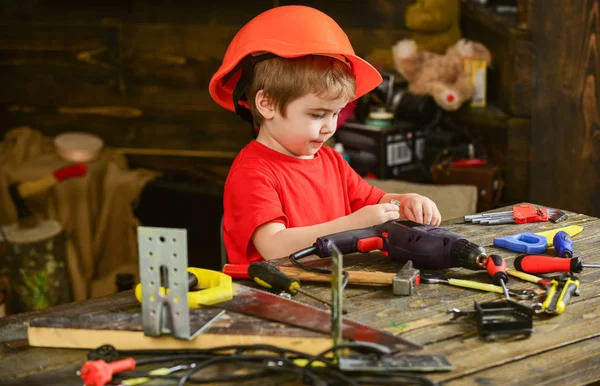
[260,93,348,159]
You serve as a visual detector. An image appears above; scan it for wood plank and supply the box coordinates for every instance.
[275,0,413,29]
[530,0,600,218]
[0,1,274,25]
[444,335,600,385]
[0,108,252,153]
[27,311,332,354]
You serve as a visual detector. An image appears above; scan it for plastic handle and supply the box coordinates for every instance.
[248,262,299,293]
[514,255,576,274]
[447,278,504,294]
[222,264,251,279]
[53,162,87,181]
[555,278,580,314]
[486,254,508,285]
[506,269,545,285]
[553,231,573,258]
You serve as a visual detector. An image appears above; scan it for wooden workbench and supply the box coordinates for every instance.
[1,205,600,385]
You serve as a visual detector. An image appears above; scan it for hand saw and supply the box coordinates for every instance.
[135,268,421,352]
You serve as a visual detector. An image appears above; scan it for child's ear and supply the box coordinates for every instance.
[255,90,275,120]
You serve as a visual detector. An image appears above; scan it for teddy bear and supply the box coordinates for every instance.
[405,0,462,54]
[391,38,492,111]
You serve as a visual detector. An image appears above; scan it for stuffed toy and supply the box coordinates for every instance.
[405,0,461,54]
[392,38,492,111]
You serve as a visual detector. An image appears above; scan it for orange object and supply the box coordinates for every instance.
[79,358,136,386]
[209,5,382,113]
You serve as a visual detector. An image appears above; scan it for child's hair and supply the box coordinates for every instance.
[247,55,356,125]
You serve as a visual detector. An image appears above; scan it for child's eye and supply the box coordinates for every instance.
[310,113,325,119]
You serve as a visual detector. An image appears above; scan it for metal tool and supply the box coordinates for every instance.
[533,274,581,315]
[549,209,569,223]
[393,260,420,296]
[331,243,343,363]
[289,219,488,271]
[330,246,453,372]
[224,263,419,295]
[515,255,600,274]
[553,231,573,258]
[137,227,227,340]
[464,204,548,225]
[421,275,537,300]
[247,262,347,313]
[448,300,534,340]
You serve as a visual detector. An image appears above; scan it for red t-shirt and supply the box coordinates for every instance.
[223,140,386,265]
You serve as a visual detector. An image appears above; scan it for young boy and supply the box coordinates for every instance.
[209,5,441,265]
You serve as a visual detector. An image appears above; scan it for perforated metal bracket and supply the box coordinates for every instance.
[138,226,221,340]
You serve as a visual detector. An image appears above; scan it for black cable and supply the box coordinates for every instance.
[175,355,321,386]
[289,250,350,290]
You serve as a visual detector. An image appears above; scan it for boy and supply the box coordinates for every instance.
[209,5,441,265]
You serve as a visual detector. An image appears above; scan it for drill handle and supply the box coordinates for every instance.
[314,226,383,257]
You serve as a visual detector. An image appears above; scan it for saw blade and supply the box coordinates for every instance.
[209,283,422,352]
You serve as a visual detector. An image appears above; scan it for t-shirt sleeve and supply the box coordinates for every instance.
[223,166,287,262]
[338,154,387,211]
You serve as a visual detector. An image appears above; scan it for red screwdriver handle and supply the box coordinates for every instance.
[222,264,251,279]
[514,255,579,274]
[486,254,508,285]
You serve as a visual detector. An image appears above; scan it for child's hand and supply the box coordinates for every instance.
[349,203,400,228]
[397,194,441,226]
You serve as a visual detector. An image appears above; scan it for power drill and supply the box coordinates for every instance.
[289,220,488,270]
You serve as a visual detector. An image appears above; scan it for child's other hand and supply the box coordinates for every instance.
[398,194,441,226]
[349,203,400,228]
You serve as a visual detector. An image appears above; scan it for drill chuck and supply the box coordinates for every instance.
[450,239,488,271]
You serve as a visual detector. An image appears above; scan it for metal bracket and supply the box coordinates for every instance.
[138,226,223,340]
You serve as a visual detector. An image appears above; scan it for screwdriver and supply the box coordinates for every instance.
[485,254,510,299]
[514,255,600,274]
[553,231,573,258]
[248,262,347,314]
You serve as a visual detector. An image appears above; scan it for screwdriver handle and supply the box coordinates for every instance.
[514,255,583,274]
[555,277,580,314]
[486,254,508,286]
[248,262,300,294]
[446,278,504,294]
[553,231,573,258]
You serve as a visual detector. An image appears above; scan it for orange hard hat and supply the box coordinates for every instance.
[209,5,382,119]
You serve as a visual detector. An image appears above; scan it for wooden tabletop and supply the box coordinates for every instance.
[2,205,600,385]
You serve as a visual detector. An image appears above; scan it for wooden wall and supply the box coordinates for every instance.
[0,0,413,185]
[530,0,600,217]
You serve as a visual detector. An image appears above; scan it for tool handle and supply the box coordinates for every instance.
[447,278,504,294]
[486,254,508,286]
[506,269,546,285]
[553,231,573,258]
[281,266,396,285]
[555,278,580,314]
[248,262,300,294]
[222,264,251,279]
[514,255,582,274]
[314,226,382,257]
[53,162,87,181]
